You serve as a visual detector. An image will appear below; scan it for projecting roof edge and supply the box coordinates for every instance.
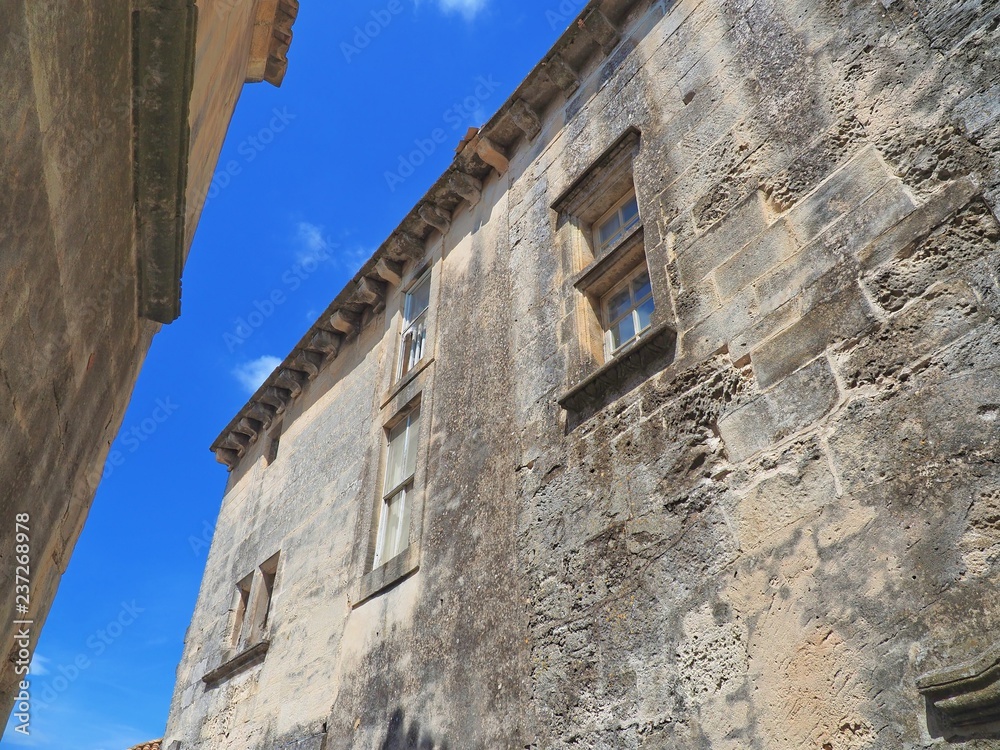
[211,0,656,469]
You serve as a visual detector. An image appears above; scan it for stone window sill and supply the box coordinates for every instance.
[382,357,435,408]
[352,544,420,607]
[558,322,676,414]
[202,639,269,687]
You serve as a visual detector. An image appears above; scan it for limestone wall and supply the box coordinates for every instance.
[0,0,293,725]
[166,0,1000,747]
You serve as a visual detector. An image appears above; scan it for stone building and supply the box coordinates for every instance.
[165,0,1000,747]
[1,0,298,724]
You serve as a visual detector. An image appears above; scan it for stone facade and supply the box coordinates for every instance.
[0,0,297,726]
[166,0,1000,747]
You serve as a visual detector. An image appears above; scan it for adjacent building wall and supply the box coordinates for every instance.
[167,0,1000,747]
[0,0,297,726]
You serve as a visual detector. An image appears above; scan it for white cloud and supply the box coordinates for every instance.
[29,653,50,676]
[295,221,332,265]
[232,355,282,394]
[427,0,488,20]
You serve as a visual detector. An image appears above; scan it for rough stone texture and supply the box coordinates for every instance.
[0,0,296,727]
[167,0,1000,748]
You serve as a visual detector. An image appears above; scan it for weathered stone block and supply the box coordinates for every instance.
[751,282,876,388]
[784,146,894,245]
[756,178,916,316]
[717,357,839,462]
[838,280,984,389]
[674,191,772,287]
[712,218,797,300]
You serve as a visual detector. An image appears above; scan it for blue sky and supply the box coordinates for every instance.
[3,1,574,747]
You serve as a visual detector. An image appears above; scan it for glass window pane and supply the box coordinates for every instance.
[599,213,621,248]
[611,314,636,351]
[395,489,411,555]
[606,287,632,323]
[403,409,421,481]
[382,490,404,559]
[636,296,655,332]
[385,419,408,490]
[631,271,652,301]
[621,196,639,223]
[405,275,431,323]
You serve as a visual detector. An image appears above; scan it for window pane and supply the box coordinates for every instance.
[381,489,405,560]
[606,286,632,323]
[610,314,636,351]
[599,212,621,248]
[631,271,652,301]
[636,296,655,332]
[621,196,639,224]
[385,419,408,490]
[403,409,421,481]
[405,275,431,323]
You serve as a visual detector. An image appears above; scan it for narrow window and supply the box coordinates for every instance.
[602,265,655,357]
[231,574,253,649]
[374,406,421,568]
[397,273,431,380]
[265,430,280,466]
[595,191,640,255]
[258,553,279,631]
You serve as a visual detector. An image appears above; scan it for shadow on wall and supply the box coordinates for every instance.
[380,708,449,750]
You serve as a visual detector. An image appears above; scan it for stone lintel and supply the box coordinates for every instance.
[919,642,1000,730]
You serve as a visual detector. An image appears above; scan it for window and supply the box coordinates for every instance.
[230,573,253,650]
[374,406,421,568]
[264,428,280,466]
[602,265,654,357]
[257,553,279,630]
[397,272,431,380]
[228,553,279,653]
[595,191,640,255]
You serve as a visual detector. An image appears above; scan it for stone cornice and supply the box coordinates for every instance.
[133,0,198,324]
[246,0,299,87]
[918,642,1000,730]
[212,0,655,469]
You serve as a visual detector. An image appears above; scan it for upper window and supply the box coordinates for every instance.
[595,191,640,255]
[602,265,654,357]
[374,405,421,568]
[228,552,280,654]
[397,272,431,380]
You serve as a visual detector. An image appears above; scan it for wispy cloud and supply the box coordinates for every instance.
[423,0,489,20]
[296,221,332,265]
[232,355,282,394]
[30,653,50,676]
